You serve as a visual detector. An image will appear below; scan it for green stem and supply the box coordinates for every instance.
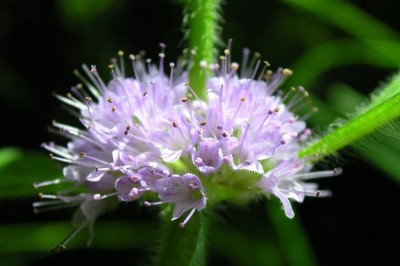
[186,0,221,100]
[299,91,400,158]
[153,209,207,266]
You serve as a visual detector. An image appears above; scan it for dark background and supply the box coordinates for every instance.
[0,0,399,265]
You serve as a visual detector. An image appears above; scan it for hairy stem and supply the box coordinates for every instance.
[299,74,400,158]
[185,0,222,100]
[153,209,207,266]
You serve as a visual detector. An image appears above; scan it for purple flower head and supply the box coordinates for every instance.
[34,44,340,248]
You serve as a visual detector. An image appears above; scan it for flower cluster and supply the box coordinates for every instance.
[34,44,339,248]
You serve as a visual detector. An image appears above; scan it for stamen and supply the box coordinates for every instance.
[54,94,86,110]
[33,178,66,189]
[87,65,108,93]
[53,220,89,253]
[78,152,109,166]
[257,61,271,81]
[93,192,118,200]
[240,48,250,77]
[118,50,125,77]
[159,43,166,75]
[179,208,196,228]
[289,168,342,180]
[73,69,101,99]
[169,62,175,89]
[144,201,163,207]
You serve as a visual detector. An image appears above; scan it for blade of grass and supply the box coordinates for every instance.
[288,39,397,90]
[283,0,400,66]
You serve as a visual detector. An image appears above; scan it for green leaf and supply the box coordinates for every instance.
[323,84,400,184]
[299,73,400,159]
[153,211,207,266]
[0,148,62,199]
[267,200,317,266]
[288,39,397,90]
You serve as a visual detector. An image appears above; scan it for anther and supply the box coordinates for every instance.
[66,93,72,98]
[263,70,273,80]
[84,96,92,101]
[240,96,246,102]
[107,97,112,103]
[108,64,114,69]
[112,106,116,112]
[129,54,135,60]
[282,68,293,76]
[49,153,54,160]
[118,50,124,56]
[221,130,228,137]
[79,152,86,158]
[172,121,178,128]
[274,106,280,112]
[224,49,230,55]
[312,107,319,113]
[181,97,188,102]
[200,121,206,126]
[264,60,270,67]
[93,194,102,200]
[254,52,261,59]
[76,83,83,89]
[187,93,192,99]
[231,63,239,71]
[143,91,148,96]
[124,125,130,135]
[316,190,321,197]
[333,168,342,176]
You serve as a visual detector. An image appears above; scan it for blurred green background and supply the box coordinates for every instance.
[0,0,399,265]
